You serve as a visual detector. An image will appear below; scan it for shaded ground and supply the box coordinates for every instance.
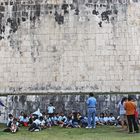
[0,124,140,140]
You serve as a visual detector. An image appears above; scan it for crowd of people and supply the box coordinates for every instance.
[2,110,117,133]
[0,94,140,134]
[117,96,139,134]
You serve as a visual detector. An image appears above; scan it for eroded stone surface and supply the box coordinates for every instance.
[0,0,140,93]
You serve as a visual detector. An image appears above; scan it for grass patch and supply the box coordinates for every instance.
[0,124,140,140]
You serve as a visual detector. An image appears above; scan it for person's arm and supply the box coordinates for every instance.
[86,99,89,105]
[124,102,126,110]
[95,99,97,106]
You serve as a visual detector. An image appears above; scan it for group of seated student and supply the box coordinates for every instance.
[95,113,116,125]
[3,111,117,133]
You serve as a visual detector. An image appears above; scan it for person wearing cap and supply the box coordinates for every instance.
[86,93,97,129]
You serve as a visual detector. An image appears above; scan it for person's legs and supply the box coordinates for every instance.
[127,115,133,133]
[132,115,139,132]
[92,109,96,128]
[120,115,125,129]
[28,123,36,131]
[87,108,92,128]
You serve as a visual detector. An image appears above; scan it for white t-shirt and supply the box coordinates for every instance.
[33,119,41,125]
[108,117,115,122]
[99,117,104,123]
[118,102,126,115]
[95,116,99,122]
[104,117,109,122]
[19,116,24,122]
[40,120,45,126]
[47,106,55,114]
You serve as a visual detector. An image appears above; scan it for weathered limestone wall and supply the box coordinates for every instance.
[1,94,140,123]
[0,0,140,94]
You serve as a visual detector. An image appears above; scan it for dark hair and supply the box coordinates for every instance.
[39,116,43,120]
[128,96,133,101]
[121,97,127,104]
[23,114,27,118]
[110,113,113,116]
[9,114,13,118]
[89,92,94,97]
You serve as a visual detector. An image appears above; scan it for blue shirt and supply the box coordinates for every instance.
[86,97,97,108]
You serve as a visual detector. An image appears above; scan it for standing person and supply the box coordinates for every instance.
[117,97,128,130]
[86,93,97,129]
[124,96,139,134]
[47,103,55,116]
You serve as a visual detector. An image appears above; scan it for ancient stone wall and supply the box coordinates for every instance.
[0,0,140,122]
[0,0,140,94]
[1,94,140,123]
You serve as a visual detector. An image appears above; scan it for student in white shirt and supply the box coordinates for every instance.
[103,113,109,125]
[28,116,41,132]
[47,103,55,115]
[108,113,116,125]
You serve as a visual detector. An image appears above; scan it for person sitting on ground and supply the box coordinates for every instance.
[45,114,52,128]
[59,113,68,127]
[28,114,34,126]
[21,114,29,127]
[80,115,88,128]
[10,118,19,133]
[18,111,24,125]
[71,112,81,128]
[108,113,116,125]
[42,112,47,120]
[3,114,13,132]
[77,112,83,126]
[52,113,59,126]
[56,113,63,125]
[103,113,109,125]
[98,113,104,125]
[28,115,41,132]
[7,114,14,127]
[95,114,100,125]
[64,112,73,128]
[40,116,46,130]
[4,114,19,133]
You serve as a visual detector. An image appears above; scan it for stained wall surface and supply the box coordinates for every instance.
[0,0,140,94]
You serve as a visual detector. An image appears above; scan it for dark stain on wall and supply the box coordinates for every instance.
[0,0,132,41]
[19,95,27,106]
